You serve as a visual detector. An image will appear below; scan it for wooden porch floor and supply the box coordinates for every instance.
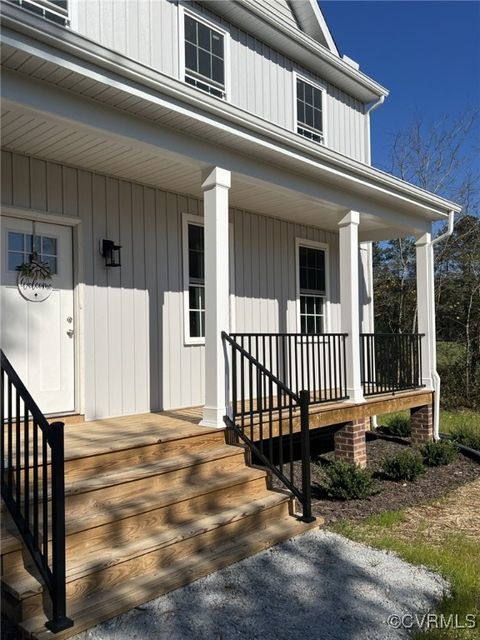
[61,407,206,460]
[64,388,433,457]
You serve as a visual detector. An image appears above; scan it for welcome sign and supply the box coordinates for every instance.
[17,257,53,302]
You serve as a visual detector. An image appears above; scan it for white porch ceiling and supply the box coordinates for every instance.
[0,103,344,231]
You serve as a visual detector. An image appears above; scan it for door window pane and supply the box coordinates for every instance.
[7,231,58,274]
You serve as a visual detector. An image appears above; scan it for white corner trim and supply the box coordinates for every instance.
[178,3,232,103]
[295,237,331,333]
[181,212,235,346]
[292,71,328,148]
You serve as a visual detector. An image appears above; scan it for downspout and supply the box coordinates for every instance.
[364,95,385,165]
[429,210,455,439]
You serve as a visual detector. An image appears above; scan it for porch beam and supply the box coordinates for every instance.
[200,167,231,428]
[415,231,435,389]
[338,211,364,403]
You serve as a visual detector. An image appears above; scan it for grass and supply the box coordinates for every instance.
[378,409,479,444]
[332,490,480,640]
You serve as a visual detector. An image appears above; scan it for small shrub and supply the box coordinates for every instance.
[323,461,376,500]
[422,440,458,466]
[381,415,411,437]
[381,450,425,481]
[449,424,480,452]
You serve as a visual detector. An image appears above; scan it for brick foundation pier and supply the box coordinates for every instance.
[410,404,434,445]
[334,417,368,468]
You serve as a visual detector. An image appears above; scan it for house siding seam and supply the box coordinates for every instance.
[1,149,341,420]
[71,0,367,162]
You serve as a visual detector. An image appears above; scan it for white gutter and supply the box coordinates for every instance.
[366,95,385,115]
[430,211,456,439]
[364,95,385,165]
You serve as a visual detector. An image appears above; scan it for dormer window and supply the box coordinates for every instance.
[296,76,325,144]
[184,13,226,100]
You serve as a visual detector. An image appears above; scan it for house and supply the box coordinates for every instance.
[0,0,461,637]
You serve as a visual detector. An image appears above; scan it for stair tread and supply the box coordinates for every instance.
[3,492,291,599]
[65,445,242,493]
[21,515,319,640]
[1,465,267,554]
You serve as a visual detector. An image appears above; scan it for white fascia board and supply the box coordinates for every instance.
[306,0,339,56]
[0,19,460,220]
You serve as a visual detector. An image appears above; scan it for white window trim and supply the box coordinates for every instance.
[178,3,231,102]
[295,237,330,334]
[182,213,235,346]
[293,71,328,147]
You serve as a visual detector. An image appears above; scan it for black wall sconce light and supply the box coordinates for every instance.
[100,239,122,267]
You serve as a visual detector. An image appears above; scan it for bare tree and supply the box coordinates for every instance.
[373,110,480,408]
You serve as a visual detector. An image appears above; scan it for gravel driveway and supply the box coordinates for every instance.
[75,530,448,640]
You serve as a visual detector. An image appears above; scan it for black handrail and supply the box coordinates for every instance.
[1,350,73,633]
[231,333,349,408]
[360,333,425,396]
[222,332,314,523]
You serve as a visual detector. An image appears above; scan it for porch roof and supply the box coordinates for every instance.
[1,6,461,239]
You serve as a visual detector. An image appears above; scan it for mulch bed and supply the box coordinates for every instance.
[284,435,480,525]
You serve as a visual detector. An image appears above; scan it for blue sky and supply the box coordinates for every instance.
[320,1,480,174]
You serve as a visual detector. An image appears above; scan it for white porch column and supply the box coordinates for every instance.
[339,211,364,403]
[415,231,435,388]
[200,167,231,428]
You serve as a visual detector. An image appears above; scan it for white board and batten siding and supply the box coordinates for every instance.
[1,150,341,420]
[70,0,368,163]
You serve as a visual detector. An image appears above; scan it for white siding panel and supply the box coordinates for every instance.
[2,150,340,419]
[73,0,368,162]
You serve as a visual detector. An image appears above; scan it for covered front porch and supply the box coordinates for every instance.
[1,25,454,432]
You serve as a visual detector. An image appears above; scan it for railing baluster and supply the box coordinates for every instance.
[7,380,13,495]
[42,431,48,570]
[33,419,39,547]
[24,404,29,532]
[16,390,21,507]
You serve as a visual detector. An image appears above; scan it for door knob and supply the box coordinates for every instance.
[67,329,74,338]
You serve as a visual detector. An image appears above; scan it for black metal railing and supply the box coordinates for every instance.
[222,332,314,523]
[1,350,73,633]
[360,333,424,396]
[230,333,348,409]
[5,0,69,26]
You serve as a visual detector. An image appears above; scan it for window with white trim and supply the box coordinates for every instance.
[296,77,324,144]
[186,222,205,339]
[298,245,326,334]
[184,13,226,99]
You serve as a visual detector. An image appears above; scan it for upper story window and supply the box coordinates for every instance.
[296,76,324,144]
[297,243,327,334]
[6,0,69,26]
[184,13,226,100]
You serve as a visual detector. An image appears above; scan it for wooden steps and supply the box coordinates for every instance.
[1,412,319,639]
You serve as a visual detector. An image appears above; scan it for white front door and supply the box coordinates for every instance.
[1,216,75,415]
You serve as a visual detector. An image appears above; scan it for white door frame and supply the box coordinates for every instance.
[1,205,84,417]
